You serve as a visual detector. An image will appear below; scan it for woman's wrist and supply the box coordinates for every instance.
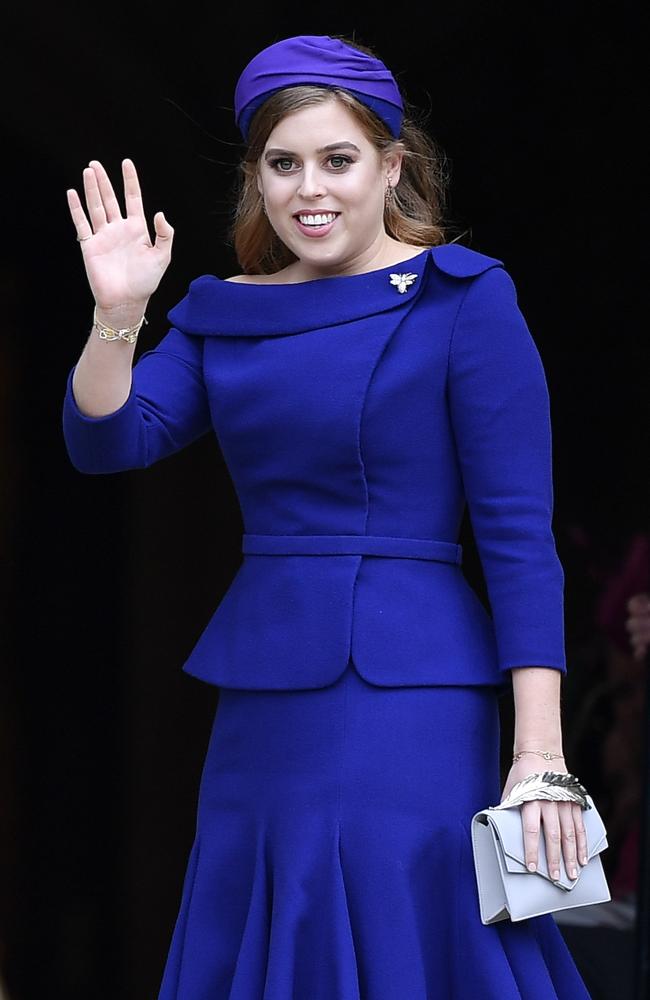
[510,666,563,757]
[513,736,563,753]
[511,748,565,763]
[94,300,150,329]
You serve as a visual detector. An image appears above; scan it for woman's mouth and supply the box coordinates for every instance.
[293,212,340,238]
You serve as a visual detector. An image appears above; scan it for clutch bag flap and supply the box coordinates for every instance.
[471,794,611,924]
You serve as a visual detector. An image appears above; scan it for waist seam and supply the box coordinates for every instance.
[241,533,462,565]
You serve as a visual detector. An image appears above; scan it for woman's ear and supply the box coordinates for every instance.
[256,168,264,198]
[383,143,405,188]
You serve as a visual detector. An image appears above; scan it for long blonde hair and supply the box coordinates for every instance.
[230,51,455,274]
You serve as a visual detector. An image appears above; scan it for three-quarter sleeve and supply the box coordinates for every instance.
[62,326,212,474]
[446,265,566,675]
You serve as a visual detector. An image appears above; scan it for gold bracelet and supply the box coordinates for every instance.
[93,305,149,344]
[512,749,565,763]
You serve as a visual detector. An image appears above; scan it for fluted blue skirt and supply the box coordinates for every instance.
[157,657,591,999]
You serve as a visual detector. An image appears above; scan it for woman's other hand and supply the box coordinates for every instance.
[66,158,174,316]
[500,758,588,882]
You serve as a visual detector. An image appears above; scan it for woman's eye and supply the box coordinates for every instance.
[269,154,352,172]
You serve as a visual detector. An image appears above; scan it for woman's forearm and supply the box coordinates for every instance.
[510,666,564,754]
[71,302,147,418]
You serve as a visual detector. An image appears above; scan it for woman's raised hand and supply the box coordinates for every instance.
[66,158,174,315]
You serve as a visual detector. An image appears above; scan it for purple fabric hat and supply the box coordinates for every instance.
[234,35,404,141]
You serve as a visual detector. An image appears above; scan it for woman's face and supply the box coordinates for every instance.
[256,98,402,277]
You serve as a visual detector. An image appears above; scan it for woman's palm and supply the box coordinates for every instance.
[66,158,174,311]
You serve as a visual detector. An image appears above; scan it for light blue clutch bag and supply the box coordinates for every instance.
[471,772,611,924]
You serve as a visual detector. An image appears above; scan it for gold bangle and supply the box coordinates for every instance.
[93,305,148,344]
[512,749,565,763]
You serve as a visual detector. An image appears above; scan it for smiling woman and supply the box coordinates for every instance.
[231,43,450,276]
[251,99,416,279]
[62,31,596,1000]
[263,137,354,241]
[264,137,360,239]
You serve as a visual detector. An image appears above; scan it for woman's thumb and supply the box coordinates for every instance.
[154,211,174,247]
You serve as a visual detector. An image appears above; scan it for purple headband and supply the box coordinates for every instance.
[234,35,404,142]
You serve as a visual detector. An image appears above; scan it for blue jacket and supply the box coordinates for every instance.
[62,243,566,691]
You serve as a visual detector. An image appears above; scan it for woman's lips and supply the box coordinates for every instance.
[293,212,340,239]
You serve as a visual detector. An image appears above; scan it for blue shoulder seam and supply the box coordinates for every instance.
[430,242,504,278]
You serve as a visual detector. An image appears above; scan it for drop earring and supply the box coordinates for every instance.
[385,181,394,205]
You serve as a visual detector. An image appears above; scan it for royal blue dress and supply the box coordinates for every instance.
[62,244,592,999]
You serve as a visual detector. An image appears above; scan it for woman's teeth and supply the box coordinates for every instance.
[297,213,338,226]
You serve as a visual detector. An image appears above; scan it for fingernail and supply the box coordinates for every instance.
[569,867,578,878]
[527,862,536,872]
[552,869,560,880]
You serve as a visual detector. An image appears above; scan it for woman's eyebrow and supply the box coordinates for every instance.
[264,141,361,160]
[317,142,361,153]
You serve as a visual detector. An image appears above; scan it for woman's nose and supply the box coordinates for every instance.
[296,166,327,200]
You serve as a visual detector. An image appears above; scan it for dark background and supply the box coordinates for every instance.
[1,3,646,998]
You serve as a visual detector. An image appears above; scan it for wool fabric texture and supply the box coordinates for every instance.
[62,244,568,689]
[61,243,591,998]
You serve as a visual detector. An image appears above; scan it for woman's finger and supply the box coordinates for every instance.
[540,801,562,881]
[521,800,541,872]
[88,159,123,223]
[573,802,589,866]
[66,188,93,241]
[153,211,174,254]
[122,158,146,220]
[557,801,579,879]
[82,166,108,232]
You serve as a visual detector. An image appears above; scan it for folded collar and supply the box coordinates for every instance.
[166,243,504,338]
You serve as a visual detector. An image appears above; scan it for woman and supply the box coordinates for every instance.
[63,33,593,1000]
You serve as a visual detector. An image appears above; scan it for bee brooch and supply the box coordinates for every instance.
[389,272,418,294]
